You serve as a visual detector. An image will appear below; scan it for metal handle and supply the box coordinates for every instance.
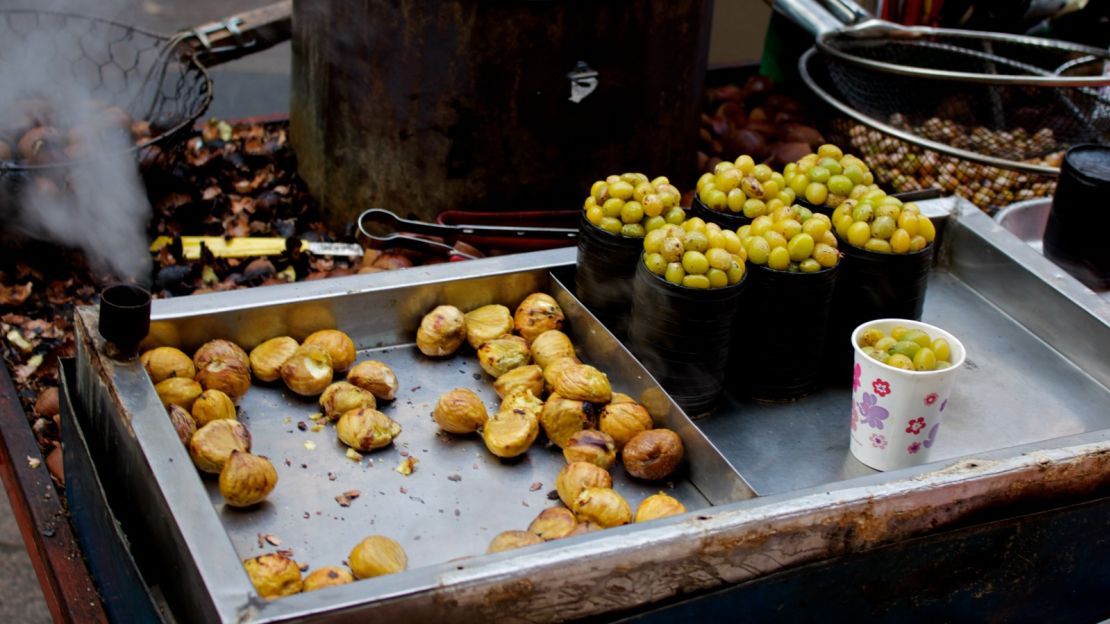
[176,1,292,68]
[358,209,577,242]
[771,0,848,36]
[820,0,873,24]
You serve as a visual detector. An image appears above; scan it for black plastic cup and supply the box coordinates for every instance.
[628,259,748,416]
[795,197,832,217]
[575,214,644,336]
[730,262,841,401]
[824,239,934,382]
[98,283,152,358]
[1043,144,1110,290]
[690,194,751,230]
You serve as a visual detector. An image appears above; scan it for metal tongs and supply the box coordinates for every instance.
[357,208,578,260]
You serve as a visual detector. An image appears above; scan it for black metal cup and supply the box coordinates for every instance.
[575,213,644,336]
[1043,144,1110,290]
[824,239,933,382]
[731,262,841,401]
[628,259,748,416]
[98,284,151,357]
[690,194,751,230]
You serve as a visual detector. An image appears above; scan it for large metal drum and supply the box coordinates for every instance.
[290,0,712,229]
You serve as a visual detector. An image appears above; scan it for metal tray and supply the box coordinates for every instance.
[72,197,1110,622]
[73,255,752,623]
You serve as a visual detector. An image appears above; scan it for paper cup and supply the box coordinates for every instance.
[848,319,966,471]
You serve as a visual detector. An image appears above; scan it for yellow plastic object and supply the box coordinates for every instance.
[150,237,362,260]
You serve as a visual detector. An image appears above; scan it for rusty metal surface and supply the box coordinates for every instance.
[70,199,1110,622]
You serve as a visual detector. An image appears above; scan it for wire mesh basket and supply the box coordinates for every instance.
[0,10,212,179]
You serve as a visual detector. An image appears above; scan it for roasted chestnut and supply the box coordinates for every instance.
[336,408,402,451]
[487,530,543,553]
[194,340,252,399]
[540,394,595,448]
[599,401,653,449]
[527,507,578,541]
[280,344,333,396]
[347,360,399,401]
[243,553,302,598]
[481,407,539,458]
[572,487,632,528]
[140,346,195,384]
[433,388,488,434]
[493,365,544,400]
[302,566,354,592]
[476,335,531,378]
[514,293,564,342]
[463,304,514,348]
[622,429,684,480]
[416,305,467,357]
[551,363,611,403]
[303,329,357,372]
[529,330,576,369]
[348,535,407,578]
[562,429,617,469]
[191,388,237,426]
[634,493,687,522]
[167,405,196,445]
[155,377,203,411]
[249,336,299,382]
[320,381,376,421]
[555,462,611,508]
[219,450,278,507]
[189,419,251,474]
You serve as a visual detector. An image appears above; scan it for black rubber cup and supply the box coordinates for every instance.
[628,259,748,416]
[98,283,152,357]
[690,194,751,230]
[824,239,933,382]
[575,213,644,335]
[1043,144,1110,290]
[731,262,840,401]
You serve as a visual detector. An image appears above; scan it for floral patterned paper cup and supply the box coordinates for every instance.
[849,318,966,471]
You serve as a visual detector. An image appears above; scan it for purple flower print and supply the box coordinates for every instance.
[869,433,887,449]
[872,378,891,397]
[907,441,921,454]
[923,423,940,448]
[857,392,889,430]
[853,363,862,393]
[905,417,926,435]
[850,402,859,431]
[939,399,948,413]
[924,392,938,407]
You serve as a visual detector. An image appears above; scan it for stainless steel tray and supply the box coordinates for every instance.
[73,197,1110,623]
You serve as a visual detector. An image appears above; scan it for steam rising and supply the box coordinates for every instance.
[0,1,153,282]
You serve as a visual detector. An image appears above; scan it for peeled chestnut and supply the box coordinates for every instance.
[599,401,653,449]
[487,530,543,553]
[320,381,376,421]
[347,360,399,401]
[542,357,580,394]
[540,394,595,448]
[303,329,357,372]
[336,408,401,451]
[191,389,237,426]
[527,507,577,541]
[514,293,564,342]
[562,429,617,469]
[302,566,354,592]
[481,407,539,458]
[463,304,514,348]
[433,388,488,434]
[155,377,203,411]
[551,363,611,403]
[348,535,407,578]
[529,330,576,369]
[622,429,684,480]
[167,405,196,445]
[635,493,687,522]
[280,344,333,396]
[416,305,467,357]
[243,553,302,599]
[572,487,632,528]
[555,462,612,508]
[194,340,252,399]
[493,365,544,400]
[249,336,298,382]
[499,389,543,422]
[567,521,603,537]
[477,335,530,378]
[189,419,251,474]
[219,450,278,507]
[141,346,195,384]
